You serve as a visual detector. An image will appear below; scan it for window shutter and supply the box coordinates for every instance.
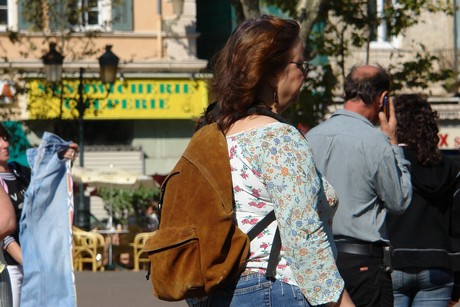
[17,0,32,31]
[49,1,65,31]
[112,0,133,31]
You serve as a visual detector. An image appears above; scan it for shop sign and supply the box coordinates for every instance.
[27,78,209,120]
[438,128,460,149]
[0,80,15,104]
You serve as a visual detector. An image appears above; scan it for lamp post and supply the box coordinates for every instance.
[42,42,64,83]
[42,43,119,229]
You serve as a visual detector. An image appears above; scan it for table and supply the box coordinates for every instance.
[96,228,129,270]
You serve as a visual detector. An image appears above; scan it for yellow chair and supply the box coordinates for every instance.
[130,232,153,271]
[72,227,105,272]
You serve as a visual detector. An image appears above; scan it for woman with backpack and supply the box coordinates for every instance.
[191,15,354,307]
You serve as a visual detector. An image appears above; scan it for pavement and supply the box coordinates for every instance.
[75,270,460,307]
[75,270,187,307]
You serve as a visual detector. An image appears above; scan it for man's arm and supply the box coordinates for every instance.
[0,186,15,240]
[377,97,412,213]
[375,145,412,214]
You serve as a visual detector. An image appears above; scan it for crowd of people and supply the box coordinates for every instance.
[190,14,460,307]
[0,13,459,307]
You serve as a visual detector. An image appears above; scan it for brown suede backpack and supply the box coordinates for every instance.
[143,122,280,301]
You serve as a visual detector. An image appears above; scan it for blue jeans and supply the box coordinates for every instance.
[19,132,76,307]
[186,273,316,307]
[392,268,453,307]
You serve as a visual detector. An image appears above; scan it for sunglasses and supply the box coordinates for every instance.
[289,61,310,75]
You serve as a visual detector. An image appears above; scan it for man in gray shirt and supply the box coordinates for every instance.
[307,65,412,307]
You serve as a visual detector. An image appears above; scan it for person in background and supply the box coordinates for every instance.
[0,124,77,307]
[192,15,354,306]
[0,185,15,306]
[0,182,15,244]
[144,200,159,232]
[306,65,412,307]
[386,94,460,307]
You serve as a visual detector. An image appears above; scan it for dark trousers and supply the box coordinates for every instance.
[336,251,394,307]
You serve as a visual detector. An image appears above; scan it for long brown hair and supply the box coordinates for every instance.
[204,15,300,132]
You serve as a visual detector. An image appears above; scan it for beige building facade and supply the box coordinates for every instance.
[0,0,212,223]
[0,2,459,168]
[0,0,209,177]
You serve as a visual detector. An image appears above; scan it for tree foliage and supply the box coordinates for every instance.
[98,185,160,227]
[231,0,456,128]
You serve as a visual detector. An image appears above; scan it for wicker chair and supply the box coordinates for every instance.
[130,232,152,271]
[72,227,105,272]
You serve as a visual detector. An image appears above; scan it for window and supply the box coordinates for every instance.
[369,0,399,48]
[68,0,111,31]
[0,0,17,31]
[17,0,133,32]
[0,0,7,26]
[84,0,99,26]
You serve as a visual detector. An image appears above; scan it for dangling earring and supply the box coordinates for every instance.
[273,90,279,105]
[271,89,280,113]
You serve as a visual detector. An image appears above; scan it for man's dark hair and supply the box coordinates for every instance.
[343,65,391,105]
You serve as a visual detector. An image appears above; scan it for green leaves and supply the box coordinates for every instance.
[98,185,159,226]
[388,45,455,93]
[282,0,455,128]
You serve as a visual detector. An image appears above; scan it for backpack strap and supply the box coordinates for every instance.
[266,228,281,279]
[246,210,275,240]
[246,210,281,279]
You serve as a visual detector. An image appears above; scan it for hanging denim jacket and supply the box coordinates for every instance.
[19,132,76,307]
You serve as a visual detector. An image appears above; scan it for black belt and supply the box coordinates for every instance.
[335,241,384,257]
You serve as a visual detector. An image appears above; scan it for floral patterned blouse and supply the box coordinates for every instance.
[227,122,344,305]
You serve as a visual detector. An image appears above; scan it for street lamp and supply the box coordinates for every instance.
[98,45,120,84]
[42,42,64,83]
[42,43,120,230]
